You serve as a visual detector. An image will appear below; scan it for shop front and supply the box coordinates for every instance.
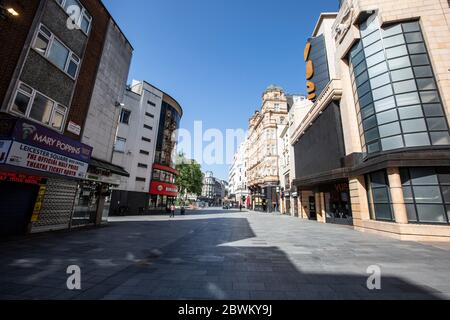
[149,164,179,214]
[0,115,92,236]
[321,181,353,225]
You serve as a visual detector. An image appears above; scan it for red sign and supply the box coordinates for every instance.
[0,171,46,184]
[153,163,179,176]
[150,181,178,197]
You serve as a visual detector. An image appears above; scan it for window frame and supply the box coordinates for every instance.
[10,82,68,132]
[32,24,81,80]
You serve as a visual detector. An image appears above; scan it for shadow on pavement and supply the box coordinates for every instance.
[0,217,443,300]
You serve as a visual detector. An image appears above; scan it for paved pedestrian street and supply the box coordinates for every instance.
[1,209,450,300]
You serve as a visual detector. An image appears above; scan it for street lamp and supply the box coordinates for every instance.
[0,0,20,20]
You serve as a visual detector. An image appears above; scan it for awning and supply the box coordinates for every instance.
[89,158,130,177]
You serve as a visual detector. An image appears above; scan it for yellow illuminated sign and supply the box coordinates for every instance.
[304,40,317,101]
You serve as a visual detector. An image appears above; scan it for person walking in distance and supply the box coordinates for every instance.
[170,204,176,218]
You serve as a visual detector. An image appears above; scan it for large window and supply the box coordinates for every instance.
[55,0,92,34]
[366,170,394,221]
[349,16,450,156]
[11,82,68,131]
[114,137,126,153]
[401,168,450,224]
[32,24,81,79]
[119,109,131,124]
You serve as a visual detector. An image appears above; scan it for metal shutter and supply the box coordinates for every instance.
[31,178,78,233]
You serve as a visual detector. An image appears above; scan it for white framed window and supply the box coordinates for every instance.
[10,82,68,131]
[32,24,81,79]
[114,137,126,153]
[55,0,92,35]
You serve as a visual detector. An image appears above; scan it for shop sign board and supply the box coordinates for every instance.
[11,119,92,163]
[6,142,89,179]
[0,171,46,184]
[0,140,12,163]
[150,181,178,197]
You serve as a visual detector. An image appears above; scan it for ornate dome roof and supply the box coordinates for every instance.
[264,84,284,94]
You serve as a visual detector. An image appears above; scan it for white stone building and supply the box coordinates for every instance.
[228,140,250,206]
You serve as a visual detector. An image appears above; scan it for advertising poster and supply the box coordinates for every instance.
[6,142,89,179]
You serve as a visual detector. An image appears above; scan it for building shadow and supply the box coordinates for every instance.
[0,217,444,300]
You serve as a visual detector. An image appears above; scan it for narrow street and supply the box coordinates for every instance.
[1,209,449,300]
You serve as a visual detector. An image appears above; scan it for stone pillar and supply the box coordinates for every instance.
[350,176,371,222]
[316,192,326,223]
[387,167,409,225]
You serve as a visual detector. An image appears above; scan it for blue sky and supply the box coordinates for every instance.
[103,0,338,180]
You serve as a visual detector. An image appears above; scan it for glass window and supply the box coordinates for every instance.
[408,43,427,54]
[367,142,380,154]
[361,104,375,119]
[441,185,450,203]
[393,79,417,94]
[402,21,420,32]
[416,205,446,223]
[379,122,401,138]
[404,32,423,43]
[395,92,420,106]
[366,51,385,67]
[401,118,427,133]
[120,109,131,124]
[414,66,433,78]
[33,33,49,55]
[388,56,411,70]
[431,132,450,146]
[410,168,439,185]
[385,45,408,59]
[29,93,53,125]
[367,170,394,221]
[355,71,369,88]
[413,186,442,203]
[416,78,436,91]
[390,67,414,82]
[51,105,66,130]
[368,61,388,78]
[357,80,371,97]
[382,24,402,38]
[370,72,390,89]
[406,204,418,222]
[377,109,399,125]
[365,127,379,143]
[359,92,373,108]
[12,91,30,115]
[48,39,69,71]
[420,91,440,104]
[383,34,405,48]
[398,105,423,120]
[403,186,414,203]
[427,118,448,131]
[423,104,444,117]
[363,115,377,131]
[410,54,429,66]
[114,137,126,152]
[374,96,396,113]
[362,30,380,47]
[373,84,393,101]
[373,188,390,203]
[381,135,404,150]
[404,132,430,147]
[364,40,383,57]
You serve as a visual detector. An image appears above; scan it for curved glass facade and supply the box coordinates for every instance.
[349,14,450,156]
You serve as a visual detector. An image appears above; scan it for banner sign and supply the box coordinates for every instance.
[150,181,178,197]
[0,140,12,163]
[11,119,92,163]
[6,142,89,179]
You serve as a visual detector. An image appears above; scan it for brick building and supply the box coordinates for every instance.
[0,0,132,236]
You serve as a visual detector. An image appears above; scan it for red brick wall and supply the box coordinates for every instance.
[0,0,40,108]
[63,0,110,140]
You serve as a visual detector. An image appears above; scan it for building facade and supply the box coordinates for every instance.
[0,0,132,236]
[200,171,225,206]
[110,80,183,215]
[247,85,288,212]
[293,0,450,241]
[279,95,312,215]
[228,140,250,207]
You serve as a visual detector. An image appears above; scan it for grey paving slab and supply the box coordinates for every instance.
[0,208,449,300]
